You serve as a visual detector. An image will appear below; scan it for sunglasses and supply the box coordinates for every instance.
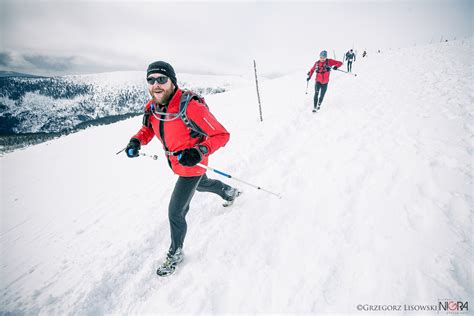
[147,76,169,85]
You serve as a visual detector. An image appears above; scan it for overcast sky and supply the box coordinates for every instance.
[1,0,472,77]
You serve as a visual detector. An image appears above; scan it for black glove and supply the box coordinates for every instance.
[177,147,203,166]
[333,66,338,70]
[125,138,140,158]
[306,77,310,81]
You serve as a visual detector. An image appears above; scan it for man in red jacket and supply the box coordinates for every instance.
[307,50,343,112]
[124,61,240,276]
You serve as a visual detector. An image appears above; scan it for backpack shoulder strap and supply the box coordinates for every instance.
[179,90,209,138]
[142,100,153,128]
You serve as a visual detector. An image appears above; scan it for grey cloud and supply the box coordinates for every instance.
[0,52,13,66]
[23,54,75,71]
[0,50,139,76]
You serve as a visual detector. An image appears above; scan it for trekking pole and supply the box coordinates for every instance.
[139,152,282,199]
[334,68,357,77]
[305,80,309,94]
[196,163,282,199]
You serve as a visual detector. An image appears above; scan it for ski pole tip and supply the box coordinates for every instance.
[116,147,126,155]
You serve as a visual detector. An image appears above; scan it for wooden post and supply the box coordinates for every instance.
[253,60,263,122]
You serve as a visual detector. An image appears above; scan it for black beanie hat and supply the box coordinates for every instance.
[146,61,178,87]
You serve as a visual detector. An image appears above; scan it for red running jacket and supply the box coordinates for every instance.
[307,59,343,84]
[132,89,230,177]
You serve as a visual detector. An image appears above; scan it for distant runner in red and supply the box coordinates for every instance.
[307,50,343,112]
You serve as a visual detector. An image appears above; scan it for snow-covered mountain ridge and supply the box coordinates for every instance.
[0,71,252,134]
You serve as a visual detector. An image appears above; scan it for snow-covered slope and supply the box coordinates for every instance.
[1,39,472,314]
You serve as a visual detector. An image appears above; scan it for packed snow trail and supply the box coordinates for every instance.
[1,40,472,314]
